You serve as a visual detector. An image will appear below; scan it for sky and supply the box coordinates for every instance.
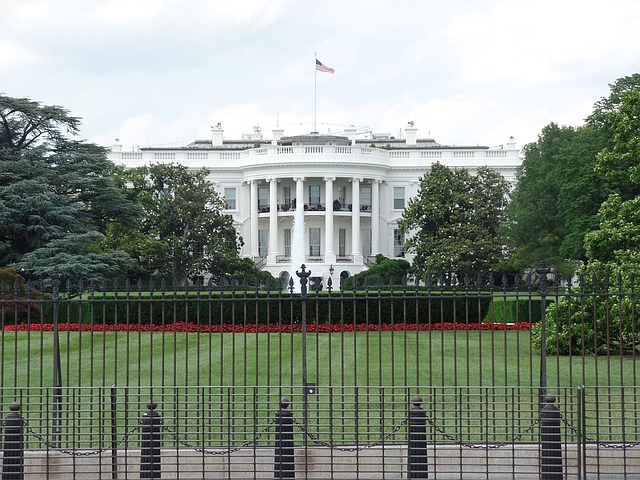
[2,0,640,151]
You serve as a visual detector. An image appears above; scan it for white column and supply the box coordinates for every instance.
[371,180,380,255]
[294,177,305,214]
[324,176,335,263]
[250,180,259,257]
[268,177,278,262]
[351,178,362,259]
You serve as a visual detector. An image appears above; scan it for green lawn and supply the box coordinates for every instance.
[2,329,636,388]
[1,330,638,446]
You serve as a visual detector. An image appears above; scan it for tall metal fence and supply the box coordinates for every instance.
[1,266,639,478]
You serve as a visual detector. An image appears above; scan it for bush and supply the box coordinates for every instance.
[38,290,493,326]
[482,298,543,324]
[531,278,640,355]
[343,256,411,289]
[0,267,42,323]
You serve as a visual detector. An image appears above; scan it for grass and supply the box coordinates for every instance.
[1,330,638,447]
[2,329,637,388]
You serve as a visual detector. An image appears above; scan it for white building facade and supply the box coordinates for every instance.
[108,125,520,287]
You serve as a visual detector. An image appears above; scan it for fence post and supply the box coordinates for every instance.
[408,395,428,479]
[274,397,295,479]
[540,395,563,480]
[140,401,163,479]
[2,402,24,480]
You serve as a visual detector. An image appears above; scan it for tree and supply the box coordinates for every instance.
[0,95,140,280]
[107,163,242,283]
[533,74,640,355]
[592,88,640,199]
[398,163,511,279]
[505,123,609,276]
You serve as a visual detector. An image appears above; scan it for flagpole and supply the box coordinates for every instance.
[314,53,317,133]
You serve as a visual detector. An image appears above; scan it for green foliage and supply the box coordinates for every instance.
[399,163,510,279]
[226,258,278,287]
[482,298,543,324]
[533,75,640,355]
[106,163,242,283]
[0,94,139,279]
[41,291,493,327]
[343,256,410,288]
[594,89,640,197]
[506,123,608,276]
[532,280,639,356]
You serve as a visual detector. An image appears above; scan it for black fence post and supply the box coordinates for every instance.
[408,395,428,479]
[274,397,295,479]
[140,401,163,479]
[540,395,563,480]
[2,402,24,480]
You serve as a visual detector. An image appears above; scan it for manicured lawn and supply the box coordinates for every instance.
[2,329,636,388]
[2,329,638,446]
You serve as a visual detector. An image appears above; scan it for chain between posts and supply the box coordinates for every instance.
[561,419,640,449]
[22,421,141,456]
[293,418,408,452]
[161,420,276,455]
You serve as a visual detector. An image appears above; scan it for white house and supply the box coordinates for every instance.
[108,124,520,287]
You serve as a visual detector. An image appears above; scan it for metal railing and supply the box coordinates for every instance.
[2,386,611,479]
[1,265,639,478]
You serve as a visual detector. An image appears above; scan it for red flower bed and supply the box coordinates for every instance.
[4,322,534,333]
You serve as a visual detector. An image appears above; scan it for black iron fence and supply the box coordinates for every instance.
[0,266,639,478]
[1,386,639,479]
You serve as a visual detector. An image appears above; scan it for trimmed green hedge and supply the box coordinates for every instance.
[482,298,544,324]
[39,292,495,326]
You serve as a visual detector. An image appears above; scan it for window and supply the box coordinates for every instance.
[360,186,372,209]
[283,186,291,205]
[338,228,347,256]
[309,227,321,256]
[337,186,347,205]
[224,188,236,209]
[393,187,405,210]
[393,229,405,257]
[309,185,321,207]
[362,228,372,257]
[258,229,268,257]
[284,228,292,257]
[258,186,269,211]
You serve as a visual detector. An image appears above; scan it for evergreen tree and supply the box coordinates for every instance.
[0,94,140,280]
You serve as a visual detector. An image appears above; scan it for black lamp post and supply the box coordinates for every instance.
[536,261,551,406]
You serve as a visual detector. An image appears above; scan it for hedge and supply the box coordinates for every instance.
[37,292,495,326]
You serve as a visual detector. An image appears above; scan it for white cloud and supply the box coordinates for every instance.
[2,0,640,152]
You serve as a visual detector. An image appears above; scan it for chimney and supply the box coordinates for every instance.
[405,121,417,146]
[272,128,284,144]
[211,123,223,146]
[344,126,357,145]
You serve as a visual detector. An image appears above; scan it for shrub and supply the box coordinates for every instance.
[531,276,640,355]
[0,267,42,323]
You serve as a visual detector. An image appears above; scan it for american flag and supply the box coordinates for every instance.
[316,59,335,74]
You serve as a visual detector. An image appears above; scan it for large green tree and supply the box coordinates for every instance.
[585,81,640,277]
[0,95,140,279]
[398,163,511,279]
[505,123,609,276]
[107,163,242,283]
[533,74,640,355]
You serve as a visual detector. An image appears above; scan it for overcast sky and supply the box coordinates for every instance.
[2,0,639,151]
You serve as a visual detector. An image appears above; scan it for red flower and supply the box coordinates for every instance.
[4,322,534,333]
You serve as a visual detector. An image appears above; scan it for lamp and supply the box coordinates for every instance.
[329,264,334,276]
